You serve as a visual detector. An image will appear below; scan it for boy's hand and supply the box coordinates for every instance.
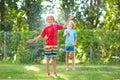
[73,43,76,46]
[68,15,74,21]
[63,14,74,28]
[27,39,34,44]
[66,31,70,35]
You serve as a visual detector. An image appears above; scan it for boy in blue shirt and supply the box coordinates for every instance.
[63,20,77,70]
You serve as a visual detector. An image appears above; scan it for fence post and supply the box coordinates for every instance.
[90,45,93,61]
[3,32,6,60]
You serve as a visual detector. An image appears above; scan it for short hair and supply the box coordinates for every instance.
[45,14,55,21]
[70,20,75,28]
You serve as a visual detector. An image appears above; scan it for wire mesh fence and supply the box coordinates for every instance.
[0,30,120,64]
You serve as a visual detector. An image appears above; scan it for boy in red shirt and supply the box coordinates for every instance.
[27,14,74,76]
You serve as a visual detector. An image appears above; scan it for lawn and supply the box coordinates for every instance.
[0,63,120,80]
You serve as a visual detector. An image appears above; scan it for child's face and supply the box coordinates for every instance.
[68,22,74,29]
[46,16,54,25]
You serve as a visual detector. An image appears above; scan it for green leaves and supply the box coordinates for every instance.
[103,0,120,30]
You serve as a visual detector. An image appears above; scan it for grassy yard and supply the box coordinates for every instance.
[0,63,120,80]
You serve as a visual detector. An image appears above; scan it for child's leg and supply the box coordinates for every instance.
[46,58,50,74]
[71,52,75,70]
[52,58,56,73]
[66,52,69,70]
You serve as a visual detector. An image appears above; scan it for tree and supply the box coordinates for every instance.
[0,0,12,31]
[0,0,27,31]
[0,0,44,31]
[75,0,106,29]
[102,0,120,30]
[58,0,76,23]
[23,0,43,30]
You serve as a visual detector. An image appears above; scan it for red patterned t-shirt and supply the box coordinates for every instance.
[40,24,63,45]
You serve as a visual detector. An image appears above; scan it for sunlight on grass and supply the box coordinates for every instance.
[0,64,120,80]
[25,66,40,72]
[58,74,69,80]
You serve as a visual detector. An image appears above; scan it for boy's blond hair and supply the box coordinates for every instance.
[45,14,55,21]
[70,20,75,28]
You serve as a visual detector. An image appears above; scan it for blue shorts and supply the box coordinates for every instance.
[65,46,75,52]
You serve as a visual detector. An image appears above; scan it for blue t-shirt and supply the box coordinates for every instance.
[64,28,77,44]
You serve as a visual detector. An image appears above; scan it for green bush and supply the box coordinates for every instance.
[0,30,120,64]
[59,29,120,64]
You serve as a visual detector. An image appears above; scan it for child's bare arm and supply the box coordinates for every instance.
[63,34,66,37]
[63,31,70,37]
[73,38,77,46]
[27,35,42,44]
[63,15,74,28]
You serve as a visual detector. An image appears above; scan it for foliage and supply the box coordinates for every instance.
[23,0,43,30]
[73,0,106,29]
[0,29,120,64]
[59,29,120,64]
[0,31,45,63]
[78,29,120,64]
[102,0,120,30]
[57,30,65,62]
[0,0,43,31]
[17,31,45,63]
[0,0,120,64]
[0,0,120,31]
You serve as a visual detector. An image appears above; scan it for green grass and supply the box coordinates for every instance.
[0,63,120,80]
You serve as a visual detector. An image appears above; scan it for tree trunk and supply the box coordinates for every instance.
[0,0,5,30]
[1,0,5,21]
